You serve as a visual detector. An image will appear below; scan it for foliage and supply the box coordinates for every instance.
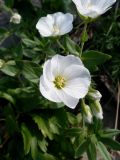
[0,0,120,160]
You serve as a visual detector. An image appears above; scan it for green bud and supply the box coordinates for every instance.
[81,100,93,124]
[90,100,103,119]
[88,89,102,101]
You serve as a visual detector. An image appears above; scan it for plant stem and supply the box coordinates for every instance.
[57,39,65,51]
[80,22,88,57]
[81,99,85,127]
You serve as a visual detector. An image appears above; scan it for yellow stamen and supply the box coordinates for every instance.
[53,25,60,34]
[53,75,66,89]
[87,3,93,9]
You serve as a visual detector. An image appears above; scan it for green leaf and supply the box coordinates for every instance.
[65,36,81,56]
[21,124,32,155]
[81,28,88,43]
[21,62,41,83]
[65,128,83,137]
[100,137,120,151]
[22,38,38,47]
[30,137,38,160]
[38,138,48,153]
[0,91,15,104]
[1,61,19,77]
[67,112,79,125]
[82,50,111,71]
[75,140,88,158]
[97,141,112,160]
[87,142,96,160]
[100,129,120,138]
[87,135,97,160]
[38,153,57,160]
[32,115,53,140]
[48,117,60,135]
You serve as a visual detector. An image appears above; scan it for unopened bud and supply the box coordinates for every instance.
[82,101,93,124]
[10,13,21,24]
[90,100,103,119]
[88,89,102,101]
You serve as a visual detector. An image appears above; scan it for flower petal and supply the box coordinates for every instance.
[50,55,83,77]
[43,60,54,82]
[56,90,79,109]
[63,55,83,67]
[40,75,61,103]
[36,16,54,37]
[63,64,91,81]
[50,54,64,76]
[98,0,116,9]
[63,78,90,99]
[84,10,100,18]
[53,12,73,35]
[72,0,116,18]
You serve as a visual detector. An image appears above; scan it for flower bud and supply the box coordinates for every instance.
[88,89,102,101]
[90,100,103,119]
[10,13,21,24]
[82,101,93,124]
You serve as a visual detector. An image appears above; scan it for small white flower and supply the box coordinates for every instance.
[36,12,73,37]
[88,90,102,101]
[40,54,91,109]
[10,13,21,24]
[82,104,93,124]
[72,0,116,18]
[90,100,103,119]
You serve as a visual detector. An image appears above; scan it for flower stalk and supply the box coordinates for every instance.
[80,22,88,57]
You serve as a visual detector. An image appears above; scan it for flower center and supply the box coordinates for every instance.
[87,2,93,9]
[53,75,66,89]
[53,25,60,34]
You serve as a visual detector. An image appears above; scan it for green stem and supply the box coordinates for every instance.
[81,99,85,127]
[56,39,66,51]
[2,4,13,14]
[80,22,88,57]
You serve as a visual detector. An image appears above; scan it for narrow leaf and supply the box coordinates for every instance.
[21,124,32,155]
[97,141,112,160]
[75,140,88,158]
[100,137,120,151]
[30,137,38,160]
[100,129,120,138]
[87,141,96,160]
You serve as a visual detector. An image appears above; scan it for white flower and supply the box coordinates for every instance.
[90,100,103,119]
[10,13,21,24]
[36,12,73,37]
[72,0,116,18]
[40,54,91,109]
[82,104,93,124]
[88,90,102,101]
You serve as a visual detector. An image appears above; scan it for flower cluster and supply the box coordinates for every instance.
[36,0,116,122]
